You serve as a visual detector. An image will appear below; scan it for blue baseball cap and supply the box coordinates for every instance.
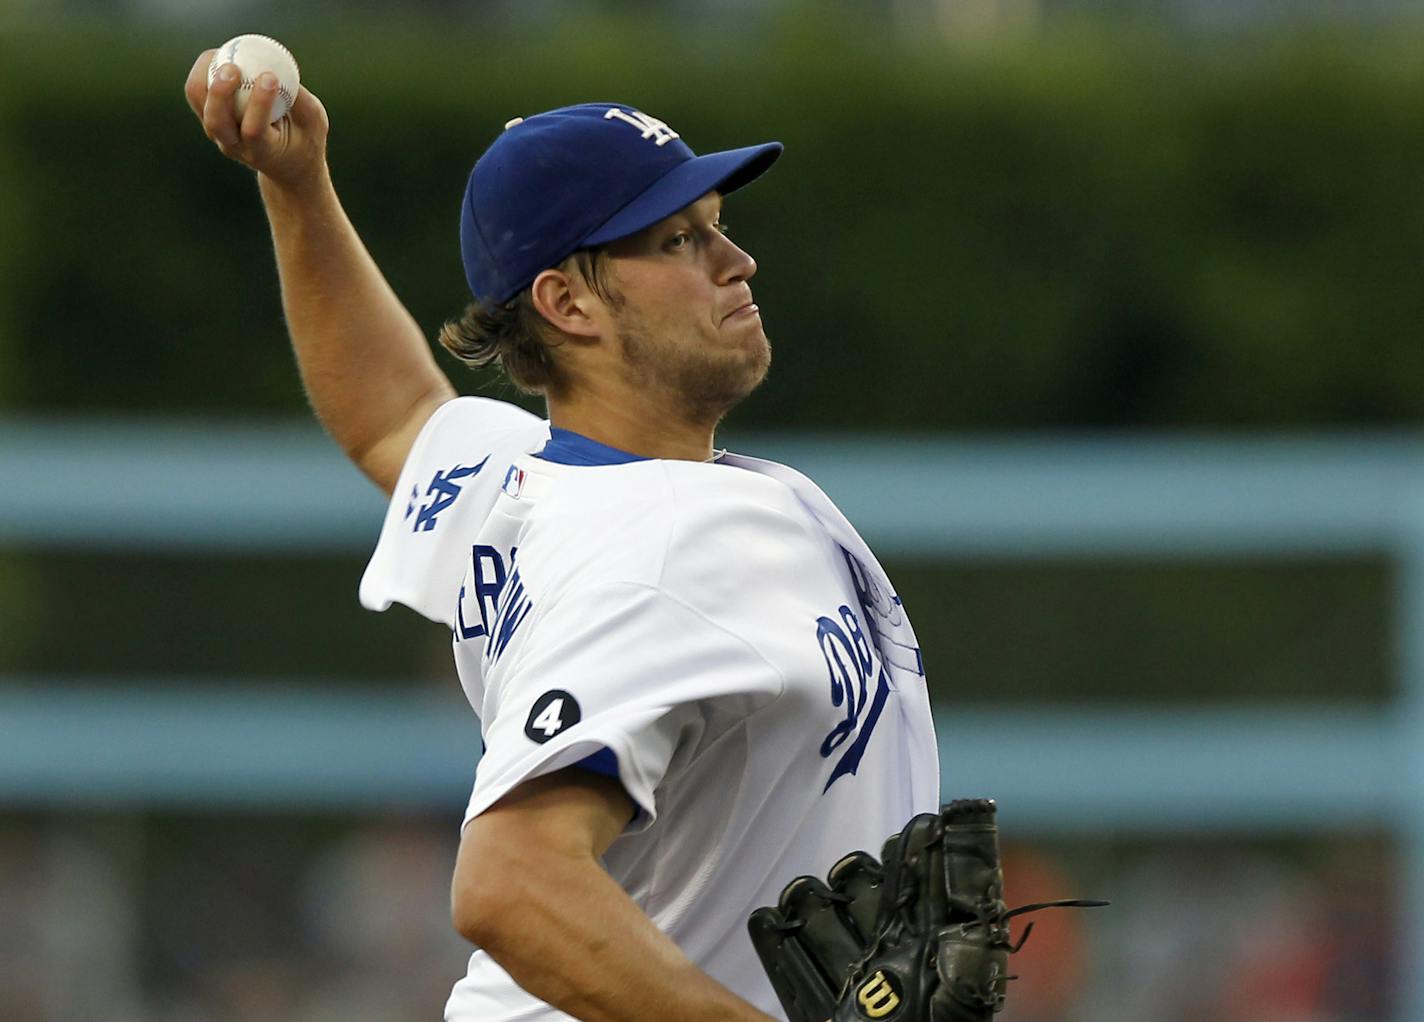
[460,102,782,306]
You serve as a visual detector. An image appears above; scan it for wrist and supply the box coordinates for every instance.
[258,157,334,208]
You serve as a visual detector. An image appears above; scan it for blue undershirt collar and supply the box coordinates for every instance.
[536,427,649,466]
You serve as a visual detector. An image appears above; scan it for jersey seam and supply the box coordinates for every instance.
[653,461,680,591]
[633,579,790,704]
[512,576,790,707]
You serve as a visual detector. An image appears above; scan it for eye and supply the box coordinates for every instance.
[715,222,731,236]
[666,231,692,251]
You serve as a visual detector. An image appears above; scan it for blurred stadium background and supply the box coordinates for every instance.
[3,0,1423,1018]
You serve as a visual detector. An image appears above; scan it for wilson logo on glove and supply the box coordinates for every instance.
[856,971,902,1019]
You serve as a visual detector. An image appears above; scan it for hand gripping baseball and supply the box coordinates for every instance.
[748,800,1107,1022]
[184,43,329,188]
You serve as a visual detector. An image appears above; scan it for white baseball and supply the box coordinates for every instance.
[207,34,300,124]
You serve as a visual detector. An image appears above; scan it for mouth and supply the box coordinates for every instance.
[724,300,760,323]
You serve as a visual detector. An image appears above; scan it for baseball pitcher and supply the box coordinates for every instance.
[183,46,1088,1022]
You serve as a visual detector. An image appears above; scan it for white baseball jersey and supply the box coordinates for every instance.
[360,397,940,1022]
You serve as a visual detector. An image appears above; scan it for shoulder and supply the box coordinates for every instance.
[659,462,828,604]
[396,397,547,523]
[414,396,546,456]
[359,398,550,625]
[510,459,680,596]
[518,459,822,599]
[664,459,814,536]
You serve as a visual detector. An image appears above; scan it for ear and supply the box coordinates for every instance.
[530,268,602,340]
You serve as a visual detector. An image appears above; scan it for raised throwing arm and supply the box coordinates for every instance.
[184,48,456,493]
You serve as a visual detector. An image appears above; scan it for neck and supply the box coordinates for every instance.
[547,387,718,462]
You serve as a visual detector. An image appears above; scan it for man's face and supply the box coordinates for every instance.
[597,191,770,424]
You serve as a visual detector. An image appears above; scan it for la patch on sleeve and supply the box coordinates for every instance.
[525,690,582,743]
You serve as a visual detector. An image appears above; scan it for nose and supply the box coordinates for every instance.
[715,232,757,285]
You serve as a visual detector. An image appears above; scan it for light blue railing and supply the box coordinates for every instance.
[3,418,1423,1016]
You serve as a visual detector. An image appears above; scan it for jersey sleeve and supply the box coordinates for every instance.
[358,397,548,627]
[463,581,785,832]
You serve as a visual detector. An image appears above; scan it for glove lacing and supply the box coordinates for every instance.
[835,839,1108,1001]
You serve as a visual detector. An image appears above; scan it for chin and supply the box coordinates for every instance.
[745,342,771,393]
[681,346,769,425]
[720,344,773,414]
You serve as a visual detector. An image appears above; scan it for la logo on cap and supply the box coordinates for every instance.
[604,107,680,147]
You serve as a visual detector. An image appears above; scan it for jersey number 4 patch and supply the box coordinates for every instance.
[525,690,582,744]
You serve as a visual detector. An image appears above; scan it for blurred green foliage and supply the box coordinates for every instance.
[2,14,1424,426]
[0,54,17,410]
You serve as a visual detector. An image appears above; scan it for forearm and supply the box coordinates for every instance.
[258,168,455,491]
[469,846,777,1022]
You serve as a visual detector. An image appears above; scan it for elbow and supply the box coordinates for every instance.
[451,774,625,948]
[451,848,524,947]
[451,873,501,946]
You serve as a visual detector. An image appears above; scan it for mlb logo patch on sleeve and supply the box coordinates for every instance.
[502,464,527,499]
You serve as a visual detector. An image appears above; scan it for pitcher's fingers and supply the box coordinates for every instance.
[285,83,326,133]
[239,71,283,146]
[202,62,243,147]
[183,49,218,118]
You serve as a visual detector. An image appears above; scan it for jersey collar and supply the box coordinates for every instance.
[536,427,649,466]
